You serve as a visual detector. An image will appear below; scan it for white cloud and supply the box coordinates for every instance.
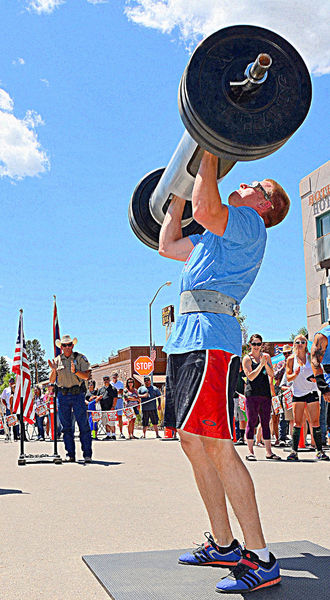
[4,356,14,369]
[0,90,14,112]
[87,0,108,4]
[40,78,50,87]
[124,0,330,75]
[0,88,50,180]
[12,57,25,66]
[26,0,65,14]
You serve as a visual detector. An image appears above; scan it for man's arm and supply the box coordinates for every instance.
[311,333,330,402]
[191,151,229,236]
[311,333,328,375]
[158,195,194,261]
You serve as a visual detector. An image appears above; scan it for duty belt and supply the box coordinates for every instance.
[59,385,82,395]
[179,290,239,316]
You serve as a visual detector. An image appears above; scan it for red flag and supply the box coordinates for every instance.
[12,311,34,425]
[53,296,61,357]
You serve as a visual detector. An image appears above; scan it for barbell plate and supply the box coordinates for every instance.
[128,168,204,251]
[179,25,312,161]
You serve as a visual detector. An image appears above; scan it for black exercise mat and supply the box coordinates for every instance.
[82,540,329,599]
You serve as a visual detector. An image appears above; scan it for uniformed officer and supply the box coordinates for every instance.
[48,334,92,463]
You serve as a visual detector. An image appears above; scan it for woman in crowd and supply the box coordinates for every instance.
[123,378,140,439]
[85,380,99,439]
[34,386,46,441]
[242,334,281,461]
[286,334,329,461]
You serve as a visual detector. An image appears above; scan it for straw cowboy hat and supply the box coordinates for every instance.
[55,334,78,349]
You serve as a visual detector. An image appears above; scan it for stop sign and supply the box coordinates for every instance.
[134,355,154,376]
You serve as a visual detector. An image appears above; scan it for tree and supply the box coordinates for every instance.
[26,339,49,387]
[289,326,308,341]
[0,356,10,385]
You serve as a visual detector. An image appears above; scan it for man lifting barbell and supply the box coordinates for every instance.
[159,150,290,594]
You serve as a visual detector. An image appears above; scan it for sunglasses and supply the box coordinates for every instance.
[249,181,274,209]
[251,342,262,346]
[103,378,110,381]
[294,340,306,345]
[62,343,73,347]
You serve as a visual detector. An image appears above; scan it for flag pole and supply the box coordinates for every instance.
[53,296,58,457]
[19,309,25,460]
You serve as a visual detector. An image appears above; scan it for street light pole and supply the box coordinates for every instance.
[149,281,171,385]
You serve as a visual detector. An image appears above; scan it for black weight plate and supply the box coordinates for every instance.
[179,25,312,161]
[129,168,204,251]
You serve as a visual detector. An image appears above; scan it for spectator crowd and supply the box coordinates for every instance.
[1,334,330,462]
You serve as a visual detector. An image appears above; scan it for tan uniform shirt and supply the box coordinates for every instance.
[54,352,91,388]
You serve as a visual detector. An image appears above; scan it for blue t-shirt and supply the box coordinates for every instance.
[138,385,161,411]
[164,205,266,356]
[316,325,330,365]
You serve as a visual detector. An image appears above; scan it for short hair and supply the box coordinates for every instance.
[88,380,96,388]
[249,333,263,344]
[263,179,290,228]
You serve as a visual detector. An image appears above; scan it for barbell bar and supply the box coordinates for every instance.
[129,25,312,250]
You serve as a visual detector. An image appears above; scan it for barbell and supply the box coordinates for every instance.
[129,25,312,250]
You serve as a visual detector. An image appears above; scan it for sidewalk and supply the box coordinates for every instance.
[0,434,329,600]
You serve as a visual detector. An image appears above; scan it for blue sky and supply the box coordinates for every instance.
[1,0,329,366]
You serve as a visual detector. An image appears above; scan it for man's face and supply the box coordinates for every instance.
[283,352,291,363]
[62,343,73,357]
[103,378,110,387]
[228,181,273,214]
[112,375,117,384]
[144,378,151,387]
[10,382,15,391]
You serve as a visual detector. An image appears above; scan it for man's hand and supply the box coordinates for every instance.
[48,359,56,371]
[70,360,76,374]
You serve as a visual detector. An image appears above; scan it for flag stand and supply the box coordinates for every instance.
[15,309,62,466]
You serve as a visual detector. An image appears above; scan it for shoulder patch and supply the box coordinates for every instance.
[81,355,88,361]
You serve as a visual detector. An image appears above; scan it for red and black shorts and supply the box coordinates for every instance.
[164,349,240,439]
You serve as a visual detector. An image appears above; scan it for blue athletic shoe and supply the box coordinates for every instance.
[178,532,242,567]
[215,548,281,593]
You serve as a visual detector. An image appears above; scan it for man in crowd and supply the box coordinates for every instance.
[48,334,92,463]
[111,372,125,439]
[96,375,118,440]
[138,376,162,439]
[159,150,290,593]
[1,377,19,441]
[310,323,330,445]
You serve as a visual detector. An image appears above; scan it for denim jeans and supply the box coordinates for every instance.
[320,395,329,444]
[35,414,45,438]
[58,390,92,459]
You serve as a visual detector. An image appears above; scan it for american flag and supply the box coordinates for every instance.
[53,296,61,357]
[12,311,34,425]
[274,345,283,356]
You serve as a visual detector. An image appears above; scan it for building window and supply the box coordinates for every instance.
[316,211,330,238]
[320,284,329,324]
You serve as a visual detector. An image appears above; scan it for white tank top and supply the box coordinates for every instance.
[292,355,318,397]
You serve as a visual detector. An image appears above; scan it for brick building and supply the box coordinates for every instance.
[91,345,167,391]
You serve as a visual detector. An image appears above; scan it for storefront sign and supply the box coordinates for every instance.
[308,184,330,215]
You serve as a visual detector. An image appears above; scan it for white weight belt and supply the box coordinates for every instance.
[179,289,239,316]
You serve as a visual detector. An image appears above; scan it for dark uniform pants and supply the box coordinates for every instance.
[58,390,92,458]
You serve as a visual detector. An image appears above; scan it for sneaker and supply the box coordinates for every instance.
[287,451,299,461]
[235,438,245,445]
[178,532,242,567]
[119,433,126,439]
[215,549,281,593]
[104,435,112,440]
[279,440,286,447]
[66,456,75,462]
[84,457,92,464]
[111,434,116,440]
[316,451,330,461]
